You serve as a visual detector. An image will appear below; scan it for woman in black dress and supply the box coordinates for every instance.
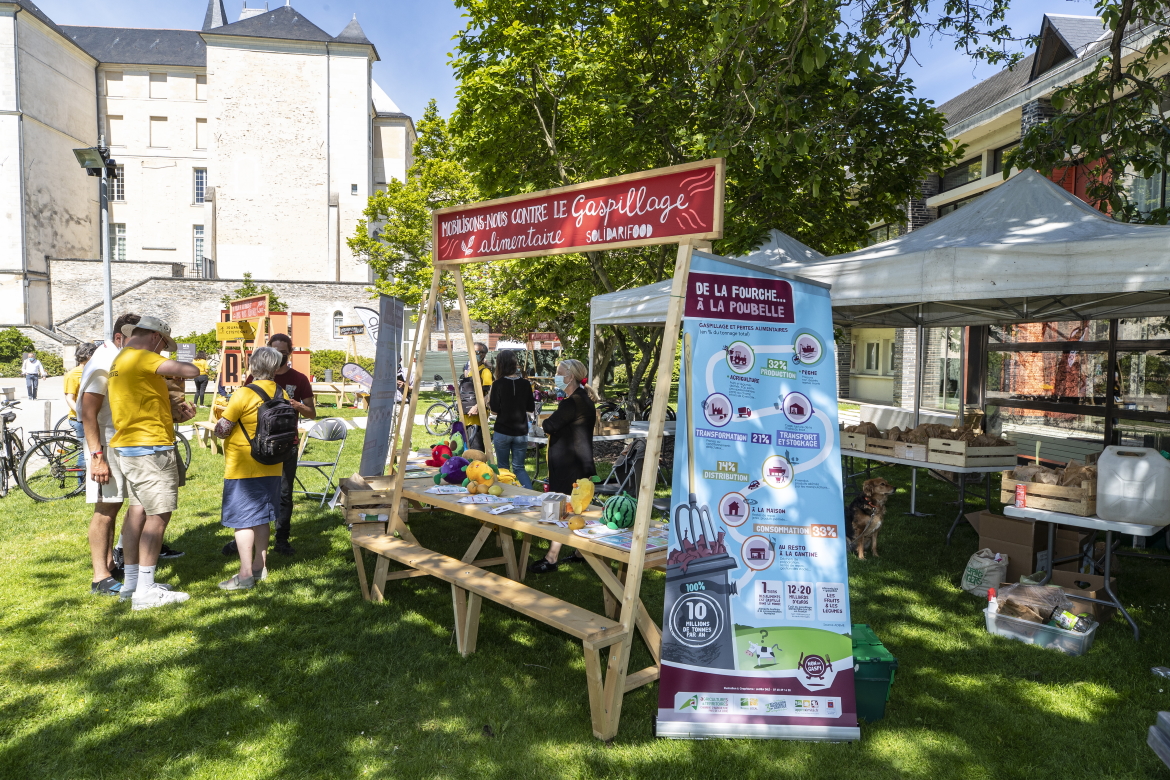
[529,358,596,574]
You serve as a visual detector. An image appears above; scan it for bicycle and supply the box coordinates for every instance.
[18,431,84,502]
[0,400,26,498]
[57,411,192,470]
[424,374,461,436]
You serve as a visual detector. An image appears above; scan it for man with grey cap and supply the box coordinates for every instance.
[104,316,200,610]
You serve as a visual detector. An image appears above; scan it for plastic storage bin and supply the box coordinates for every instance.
[1097,446,1170,525]
[983,608,1098,655]
[851,624,897,722]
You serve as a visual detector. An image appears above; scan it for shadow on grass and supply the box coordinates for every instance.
[0,453,1167,779]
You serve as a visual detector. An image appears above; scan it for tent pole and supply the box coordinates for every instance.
[587,321,596,396]
[907,308,929,517]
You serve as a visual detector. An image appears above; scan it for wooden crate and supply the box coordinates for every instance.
[595,419,631,436]
[894,442,927,461]
[864,437,897,458]
[1000,475,1097,516]
[928,438,1017,468]
[841,432,867,452]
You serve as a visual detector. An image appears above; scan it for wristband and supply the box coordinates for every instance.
[91,450,103,458]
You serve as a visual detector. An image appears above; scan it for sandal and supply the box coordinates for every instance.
[527,558,559,574]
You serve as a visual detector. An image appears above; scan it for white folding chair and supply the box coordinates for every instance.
[294,417,347,507]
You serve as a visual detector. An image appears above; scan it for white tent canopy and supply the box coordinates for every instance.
[589,229,824,328]
[769,170,1170,328]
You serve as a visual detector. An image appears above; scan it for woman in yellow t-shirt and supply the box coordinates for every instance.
[192,352,211,406]
[214,347,285,590]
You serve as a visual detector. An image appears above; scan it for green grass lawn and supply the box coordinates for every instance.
[1,431,1168,779]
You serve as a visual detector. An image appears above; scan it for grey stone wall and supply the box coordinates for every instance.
[1021,97,1057,134]
[835,328,851,400]
[55,277,381,358]
[50,259,185,326]
[907,174,940,231]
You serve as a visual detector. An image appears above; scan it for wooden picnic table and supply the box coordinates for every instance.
[345,470,666,739]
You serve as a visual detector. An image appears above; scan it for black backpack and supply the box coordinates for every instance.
[239,383,299,465]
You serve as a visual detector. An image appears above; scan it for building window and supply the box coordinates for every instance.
[105,115,123,146]
[193,225,204,265]
[193,168,207,204]
[885,339,895,373]
[149,116,168,148]
[863,223,903,247]
[196,74,207,101]
[109,223,126,262]
[992,141,1019,174]
[940,157,983,192]
[1126,168,1166,218]
[195,118,207,150]
[865,342,880,371]
[149,72,167,99]
[104,71,123,98]
[333,311,344,338]
[938,192,983,217]
[111,166,125,201]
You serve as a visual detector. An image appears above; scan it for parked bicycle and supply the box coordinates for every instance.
[424,374,461,437]
[55,412,192,471]
[18,430,85,502]
[0,400,26,498]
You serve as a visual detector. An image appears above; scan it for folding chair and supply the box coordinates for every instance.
[295,417,347,507]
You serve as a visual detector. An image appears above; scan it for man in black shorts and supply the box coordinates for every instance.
[223,333,316,556]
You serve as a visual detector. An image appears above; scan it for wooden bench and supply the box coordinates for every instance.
[191,421,221,455]
[353,533,626,655]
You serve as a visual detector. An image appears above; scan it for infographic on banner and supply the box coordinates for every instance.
[656,253,858,741]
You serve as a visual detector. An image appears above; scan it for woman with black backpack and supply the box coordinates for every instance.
[213,346,290,590]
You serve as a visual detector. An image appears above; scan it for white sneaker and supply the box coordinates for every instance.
[119,582,173,603]
[131,584,190,611]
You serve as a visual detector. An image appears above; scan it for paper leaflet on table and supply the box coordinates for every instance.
[458,494,511,504]
[425,485,468,495]
[656,252,859,741]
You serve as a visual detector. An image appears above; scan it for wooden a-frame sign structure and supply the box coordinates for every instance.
[365,158,725,740]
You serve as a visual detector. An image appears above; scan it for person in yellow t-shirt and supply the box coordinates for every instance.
[63,342,97,476]
[213,346,285,590]
[192,351,211,407]
[461,342,493,452]
[103,315,200,611]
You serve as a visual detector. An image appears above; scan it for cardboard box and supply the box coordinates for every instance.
[1046,570,1118,622]
[975,511,1091,582]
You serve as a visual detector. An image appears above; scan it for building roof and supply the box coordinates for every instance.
[6,0,93,58]
[63,26,207,67]
[936,14,1109,128]
[202,5,334,43]
[335,15,372,45]
[372,81,405,116]
[202,0,228,31]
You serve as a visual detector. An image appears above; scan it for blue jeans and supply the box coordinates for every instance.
[68,418,85,481]
[25,374,38,399]
[492,432,532,489]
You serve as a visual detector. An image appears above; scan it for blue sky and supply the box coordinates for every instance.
[36,0,1101,121]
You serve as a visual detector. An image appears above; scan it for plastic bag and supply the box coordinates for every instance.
[996,583,1076,623]
[962,548,1008,597]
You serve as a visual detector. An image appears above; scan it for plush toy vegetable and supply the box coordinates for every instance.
[569,476,600,514]
[567,516,586,531]
[462,449,487,463]
[495,468,519,486]
[603,492,638,530]
[435,455,470,485]
[425,444,453,468]
[465,461,496,487]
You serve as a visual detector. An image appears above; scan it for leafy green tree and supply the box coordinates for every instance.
[0,328,34,363]
[448,0,959,401]
[175,329,220,355]
[221,273,288,312]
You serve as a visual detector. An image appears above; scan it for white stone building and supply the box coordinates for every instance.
[0,0,414,357]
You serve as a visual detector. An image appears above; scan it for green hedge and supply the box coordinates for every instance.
[309,350,374,379]
[0,350,65,378]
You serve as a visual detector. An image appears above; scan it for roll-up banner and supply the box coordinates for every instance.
[656,252,859,741]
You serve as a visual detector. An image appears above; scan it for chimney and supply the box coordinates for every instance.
[238,1,269,21]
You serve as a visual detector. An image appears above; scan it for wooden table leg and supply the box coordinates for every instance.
[452,585,483,656]
[461,524,494,563]
[584,553,661,664]
[352,544,371,601]
[518,534,532,582]
[370,555,390,603]
[497,527,519,580]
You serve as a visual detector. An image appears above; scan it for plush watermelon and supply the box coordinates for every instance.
[603,492,638,529]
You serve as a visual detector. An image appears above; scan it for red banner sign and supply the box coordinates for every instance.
[433,159,724,263]
[230,295,269,321]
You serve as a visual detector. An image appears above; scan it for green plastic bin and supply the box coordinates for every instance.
[852,624,897,722]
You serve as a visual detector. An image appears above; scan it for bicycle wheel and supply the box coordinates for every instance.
[174,430,192,470]
[0,455,8,498]
[424,402,454,436]
[18,435,85,502]
[54,413,73,432]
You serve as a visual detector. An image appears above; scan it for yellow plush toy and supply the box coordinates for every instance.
[569,476,598,515]
[495,468,519,486]
[465,461,496,487]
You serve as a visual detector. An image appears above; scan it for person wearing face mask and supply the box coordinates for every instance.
[529,358,597,574]
[104,316,201,610]
[224,333,316,558]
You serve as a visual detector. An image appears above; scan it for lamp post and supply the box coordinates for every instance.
[72,140,116,341]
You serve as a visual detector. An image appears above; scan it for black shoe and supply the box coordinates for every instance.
[159,544,184,559]
[90,577,122,596]
[112,546,124,569]
[274,539,296,556]
[561,552,586,564]
[527,558,559,574]
[110,566,124,582]
[222,540,238,556]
